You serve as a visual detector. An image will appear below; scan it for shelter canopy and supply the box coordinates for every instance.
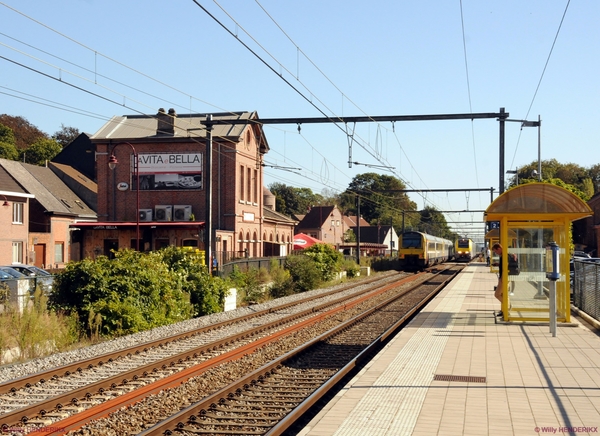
[485,183,592,219]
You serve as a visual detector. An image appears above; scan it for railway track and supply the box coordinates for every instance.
[0,275,408,433]
[0,268,460,435]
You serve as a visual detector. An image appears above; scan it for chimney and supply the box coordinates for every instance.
[156,108,176,135]
[263,187,276,210]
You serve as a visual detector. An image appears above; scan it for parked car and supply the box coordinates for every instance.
[0,266,27,279]
[573,251,591,259]
[0,268,22,280]
[4,264,54,294]
[0,266,32,292]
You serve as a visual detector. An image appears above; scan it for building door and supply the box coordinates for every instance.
[34,244,46,268]
[104,239,118,259]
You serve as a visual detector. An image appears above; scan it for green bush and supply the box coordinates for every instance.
[342,259,361,278]
[227,266,269,304]
[284,254,321,293]
[302,243,343,281]
[50,249,192,337]
[158,246,227,316]
[268,260,294,298]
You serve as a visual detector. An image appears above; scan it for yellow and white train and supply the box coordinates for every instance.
[454,238,474,262]
[398,231,455,270]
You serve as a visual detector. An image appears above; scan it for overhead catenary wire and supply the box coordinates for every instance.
[1,0,440,216]
[509,0,570,170]
[0,1,480,232]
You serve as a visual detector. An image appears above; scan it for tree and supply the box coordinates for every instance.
[413,206,453,239]
[0,141,19,160]
[0,123,19,160]
[268,182,324,216]
[52,124,80,147]
[587,163,600,194]
[319,187,341,206]
[513,159,596,197]
[0,115,47,150]
[21,138,62,166]
[0,123,16,144]
[340,173,417,227]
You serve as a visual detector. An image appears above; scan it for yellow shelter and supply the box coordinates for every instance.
[485,228,517,273]
[485,183,592,322]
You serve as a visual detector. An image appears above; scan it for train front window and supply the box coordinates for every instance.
[457,239,470,248]
[402,234,422,248]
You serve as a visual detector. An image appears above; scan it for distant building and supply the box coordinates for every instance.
[350,225,399,256]
[0,158,96,267]
[295,205,345,247]
[68,109,295,263]
[573,192,600,256]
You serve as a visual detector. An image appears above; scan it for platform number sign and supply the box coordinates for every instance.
[487,221,500,231]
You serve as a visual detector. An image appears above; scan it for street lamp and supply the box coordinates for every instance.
[506,169,518,187]
[521,116,542,181]
[108,142,140,251]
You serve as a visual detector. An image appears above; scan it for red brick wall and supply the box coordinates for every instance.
[91,125,294,259]
[0,200,28,264]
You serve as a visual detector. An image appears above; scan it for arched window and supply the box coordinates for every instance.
[238,231,244,254]
[253,231,258,257]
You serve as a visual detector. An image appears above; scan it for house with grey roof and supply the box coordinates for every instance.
[0,158,96,267]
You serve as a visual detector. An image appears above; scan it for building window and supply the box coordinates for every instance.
[182,239,198,247]
[155,239,170,250]
[54,242,64,263]
[253,169,258,203]
[12,241,23,263]
[247,167,251,203]
[240,165,245,201]
[12,202,23,224]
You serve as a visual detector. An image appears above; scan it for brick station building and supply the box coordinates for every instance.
[71,109,295,263]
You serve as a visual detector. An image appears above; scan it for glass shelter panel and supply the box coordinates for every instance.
[506,223,568,322]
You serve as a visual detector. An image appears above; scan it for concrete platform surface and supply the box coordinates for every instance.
[298,263,600,436]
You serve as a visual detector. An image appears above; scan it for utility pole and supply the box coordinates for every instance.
[204,114,213,270]
[356,195,361,265]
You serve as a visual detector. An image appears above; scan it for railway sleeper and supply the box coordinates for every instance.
[180,425,266,435]
[207,407,287,417]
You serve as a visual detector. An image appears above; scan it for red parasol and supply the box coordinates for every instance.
[293,233,324,250]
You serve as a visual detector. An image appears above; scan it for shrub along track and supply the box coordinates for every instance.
[1,270,419,434]
[17,264,462,435]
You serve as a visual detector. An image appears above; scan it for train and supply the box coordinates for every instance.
[454,238,475,262]
[398,231,455,270]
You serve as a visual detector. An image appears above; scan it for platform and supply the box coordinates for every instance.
[299,263,600,436]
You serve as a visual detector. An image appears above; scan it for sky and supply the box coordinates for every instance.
[1,0,599,242]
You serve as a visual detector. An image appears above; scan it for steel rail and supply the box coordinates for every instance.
[15,273,419,435]
[0,273,390,397]
[134,266,461,436]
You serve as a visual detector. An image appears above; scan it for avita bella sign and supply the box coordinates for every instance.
[135,152,202,174]
[130,153,204,191]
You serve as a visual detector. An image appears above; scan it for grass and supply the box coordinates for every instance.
[0,285,83,364]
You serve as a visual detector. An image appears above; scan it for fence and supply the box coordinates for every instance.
[218,256,286,278]
[572,259,600,322]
